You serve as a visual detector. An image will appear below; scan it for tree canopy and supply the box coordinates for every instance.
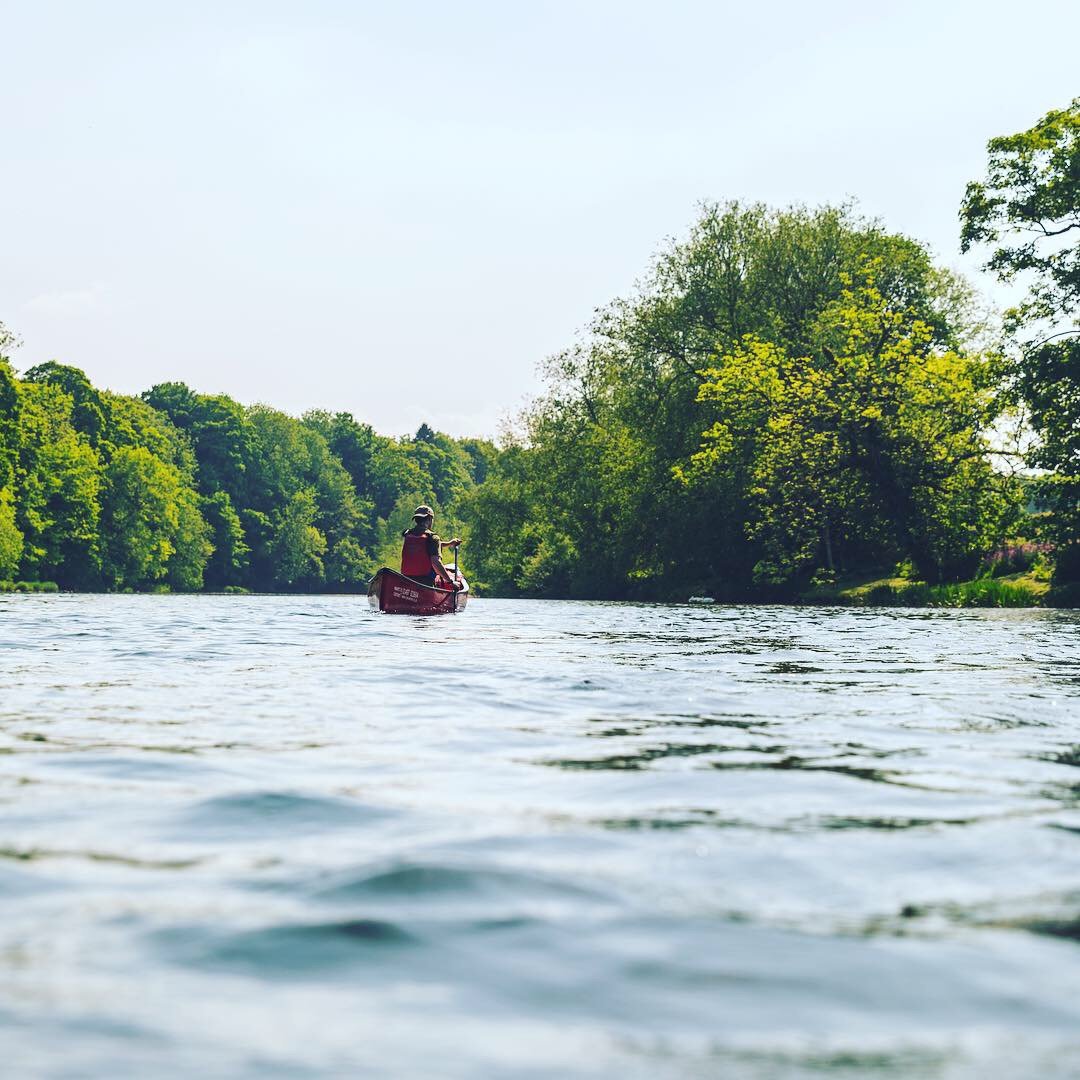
[4,125,1077,597]
[458,201,1017,598]
[961,97,1080,575]
[0,335,479,592]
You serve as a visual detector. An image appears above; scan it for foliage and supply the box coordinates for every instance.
[0,486,22,580]
[14,381,103,588]
[200,491,249,590]
[462,202,1012,597]
[0,164,1074,604]
[855,577,1046,608]
[100,446,209,590]
[960,98,1080,328]
[961,97,1080,563]
[689,269,1016,584]
[23,362,107,446]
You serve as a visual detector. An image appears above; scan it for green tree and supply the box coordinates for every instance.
[689,272,1014,584]
[14,382,103,587]
[301,410,379,544]
[960,97,1080,571]
[365,444,428,521]
[325,536,375,590]
[143,383,255,503]
[200,490,249,589]
[465,201,984,598]
[23,362,107,446]
[960,98,1080,327]
[167,487,214,591]
[105,392,196,474]
[0,328,21,492]
[0,487,22,581]
[405,434,472,508]
[247,406,369,589]
[271,489,327,587]
[100,445,209,590]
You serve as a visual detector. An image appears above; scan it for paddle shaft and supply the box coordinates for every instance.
[452,540,460,610]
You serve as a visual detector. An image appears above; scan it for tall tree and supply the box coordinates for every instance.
[689,270,1014,584]
[100,445,210,590]
[463,202,993,598]
[960,98,1080,573]
[0,487,22,581]
[14,382,103,588]
[23,362,107,446]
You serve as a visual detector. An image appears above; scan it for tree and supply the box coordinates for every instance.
[23,362,107,446]
[690,271,1014,585]
[144,384,255,503]
[961,98,1080,572]
[960,98,1080,328]
[302,410,380,543]
[270,489,327,587]
[14,382,103,587]
[325,536,375,590]
[0,331,21,492]
[166,486,214,591]
[464,201,988,598]
[200,491,249,589]
[365,442,429,521]
[404,436,472,508]
[0,487,22,581]
[100,445,209,590]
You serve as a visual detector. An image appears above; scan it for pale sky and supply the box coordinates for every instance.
[2,1,1078,438]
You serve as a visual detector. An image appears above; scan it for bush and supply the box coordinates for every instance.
[3,580,59,593]
[854,578,1042,608]
[981,540,1052,578]
[921,578,1041,608]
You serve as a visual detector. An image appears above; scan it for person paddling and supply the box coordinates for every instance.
[400,506,461,588]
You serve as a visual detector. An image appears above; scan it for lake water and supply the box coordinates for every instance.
[2,595,1079,1079]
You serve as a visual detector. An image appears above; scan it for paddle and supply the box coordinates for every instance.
[452,541,461,605]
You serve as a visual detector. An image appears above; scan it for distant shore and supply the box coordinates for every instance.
[6,573,1078,608]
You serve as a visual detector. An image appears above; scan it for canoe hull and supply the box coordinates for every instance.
[367,568,469,615]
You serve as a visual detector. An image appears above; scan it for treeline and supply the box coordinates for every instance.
[0,339,494,591]
[2,97,1077,599]
[456,97,1080,599]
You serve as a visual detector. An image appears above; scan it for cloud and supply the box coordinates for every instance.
[23,284,108,318]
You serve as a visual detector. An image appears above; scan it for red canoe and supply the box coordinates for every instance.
[367,568,470,615]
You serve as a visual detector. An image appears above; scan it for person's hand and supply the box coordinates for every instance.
[447,538,462,548]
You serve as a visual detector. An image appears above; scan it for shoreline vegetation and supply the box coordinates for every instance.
[1,99,1078,609]
[3,572,1077,608]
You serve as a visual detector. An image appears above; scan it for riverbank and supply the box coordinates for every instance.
[6,574,1078,607]
[798,570,1080,608]
[0,580,58,593]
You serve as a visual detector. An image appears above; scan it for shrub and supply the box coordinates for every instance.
[981,540,1052,578]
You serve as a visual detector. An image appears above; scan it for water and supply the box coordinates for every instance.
[2,595,1079,1079]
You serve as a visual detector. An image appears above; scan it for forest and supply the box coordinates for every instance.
[1,98,1077,602]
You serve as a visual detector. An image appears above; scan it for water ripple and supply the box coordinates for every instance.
[1,594,1078,1077]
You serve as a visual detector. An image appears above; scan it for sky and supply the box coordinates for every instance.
[2,1,1078,439]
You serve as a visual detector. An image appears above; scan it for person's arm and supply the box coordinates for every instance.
[440,538,462,550]
[432,553,458,585]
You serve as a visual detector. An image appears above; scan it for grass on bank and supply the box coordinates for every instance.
[800,570,1058,608]
[0,580,59,593]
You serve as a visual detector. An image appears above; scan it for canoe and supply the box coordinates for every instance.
[367,568,470,615]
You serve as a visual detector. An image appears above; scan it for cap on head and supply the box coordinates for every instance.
[413,504,434,521]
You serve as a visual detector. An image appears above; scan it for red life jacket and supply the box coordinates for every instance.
[401,531,435,577]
